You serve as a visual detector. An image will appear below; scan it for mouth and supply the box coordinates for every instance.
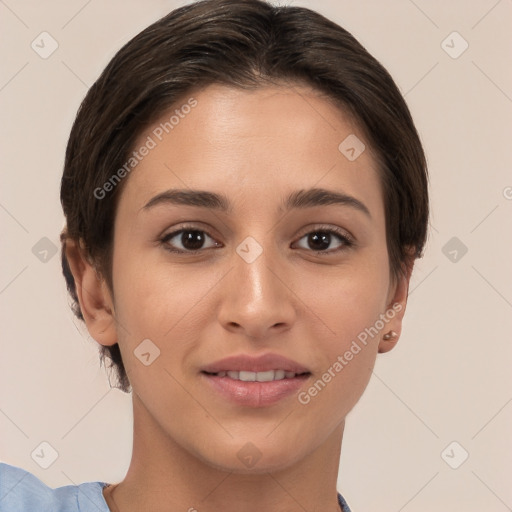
[200,371,311,407]
[200,353,312,407]
[201,369,310,381]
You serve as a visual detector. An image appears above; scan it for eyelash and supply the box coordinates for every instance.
[160,223,355,255]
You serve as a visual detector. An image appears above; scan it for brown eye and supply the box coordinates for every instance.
[161,229,219,253]
[294,229,353,253]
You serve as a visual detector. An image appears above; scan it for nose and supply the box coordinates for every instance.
[217,242,297,340]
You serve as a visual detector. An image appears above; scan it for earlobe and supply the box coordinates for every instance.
[379,329,399,353]
[378,261,414,354]
[65,239,118,347]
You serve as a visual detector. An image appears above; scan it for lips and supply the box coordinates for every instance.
[200,353,311,407]
[201,373,310,407]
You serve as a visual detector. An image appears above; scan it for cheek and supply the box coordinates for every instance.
[110,258,207,406]
[112,252,222,345]
[294,251,389,414]
[304,251,390,341]
[296,282,383,431]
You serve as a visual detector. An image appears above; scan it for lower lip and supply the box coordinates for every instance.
[201,373,310,407]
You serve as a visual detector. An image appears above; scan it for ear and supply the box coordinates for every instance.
[378,258,414,354]
[65,239,117,347]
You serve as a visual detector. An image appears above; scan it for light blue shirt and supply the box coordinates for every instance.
[0,462,351,511]
[0,463,110,512]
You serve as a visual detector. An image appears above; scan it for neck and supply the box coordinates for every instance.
[105,393,344,512]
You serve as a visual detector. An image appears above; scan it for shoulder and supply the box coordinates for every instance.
[338,492,352,512]
[0,462,110,512]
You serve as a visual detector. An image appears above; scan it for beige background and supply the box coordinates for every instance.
[1,0,511,510]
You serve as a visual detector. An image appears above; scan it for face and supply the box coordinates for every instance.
[82,83,408,473]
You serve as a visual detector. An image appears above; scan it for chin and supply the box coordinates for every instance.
[198,440,306,475]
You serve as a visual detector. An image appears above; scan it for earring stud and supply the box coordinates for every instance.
[383,330,398,341]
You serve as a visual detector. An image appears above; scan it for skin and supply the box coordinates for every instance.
[67,83,412,512]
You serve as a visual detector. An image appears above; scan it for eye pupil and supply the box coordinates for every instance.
[308,232,330,251]
[182,230,204,250]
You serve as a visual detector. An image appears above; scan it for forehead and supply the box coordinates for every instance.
[117,83,383,218]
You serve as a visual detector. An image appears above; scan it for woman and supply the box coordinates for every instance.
[0,0,428,510]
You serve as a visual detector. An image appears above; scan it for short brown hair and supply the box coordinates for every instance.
[60,0,429,393]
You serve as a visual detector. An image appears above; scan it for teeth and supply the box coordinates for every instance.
[239,371,256,381]
[256,370,274,382]
[216,370,298,381]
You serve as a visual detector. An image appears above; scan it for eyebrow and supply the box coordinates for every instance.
[142,187,371,218]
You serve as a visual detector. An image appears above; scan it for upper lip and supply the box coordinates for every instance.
[201,353,310,374]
